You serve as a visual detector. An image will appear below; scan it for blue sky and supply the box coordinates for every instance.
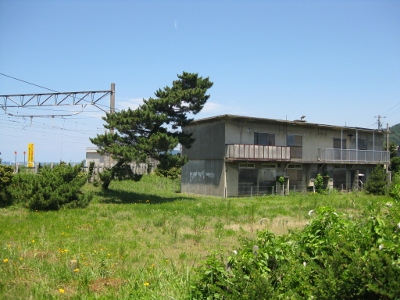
[1,0,399,163]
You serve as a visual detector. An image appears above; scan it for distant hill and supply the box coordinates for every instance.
[390,123,400,146]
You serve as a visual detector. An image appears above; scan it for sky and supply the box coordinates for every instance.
[0,0,399,163]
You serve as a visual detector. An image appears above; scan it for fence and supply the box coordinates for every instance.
[227,184,354,197]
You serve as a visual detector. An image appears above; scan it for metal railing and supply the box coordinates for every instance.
[318,148,390,163]
[225,144,291,161]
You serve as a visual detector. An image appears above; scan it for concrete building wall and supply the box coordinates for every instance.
[181,159,225,197]
[183,120,225,160]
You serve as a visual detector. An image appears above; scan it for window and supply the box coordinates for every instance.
[358,139,366,150]
[287,135,302,147]
[333,138,346,149]
[239,162,255,169]
[287,135,302,158]
[262,163,276,169]
[287,164,302,169]
[254,132,275,146]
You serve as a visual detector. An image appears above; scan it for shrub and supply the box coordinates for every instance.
[314,173,324,193]
[365,165,387,195]
[9,162,93,211]
[190,205,400,299]
[0,164,14,206]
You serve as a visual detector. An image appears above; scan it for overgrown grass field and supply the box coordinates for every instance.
[0,175,393,299]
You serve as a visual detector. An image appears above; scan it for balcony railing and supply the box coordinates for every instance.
[225,144,291,161]
[318,148,390,164]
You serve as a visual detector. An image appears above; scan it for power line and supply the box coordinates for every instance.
[0,72,59,92]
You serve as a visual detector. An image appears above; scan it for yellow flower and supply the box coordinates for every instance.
[144,282,150,286]
[73,268,79,273]
[58,288,65,294]
[31,240,35,243]
[3,258,8,263]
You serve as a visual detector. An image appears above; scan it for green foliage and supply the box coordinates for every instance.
[390,156,400,173]
[154,153,186,179]
[314,173,324,193]
[88,161,95,182]
[0,164,14,206]
[8,162,93,210]
[389,184,400,202]
[98,161,143,190]
[90,72,213,189]
[386,141,398,159]
[365,165,388,195]
[191,205,400,299]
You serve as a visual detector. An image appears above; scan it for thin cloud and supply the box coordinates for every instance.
[117,98,146,111]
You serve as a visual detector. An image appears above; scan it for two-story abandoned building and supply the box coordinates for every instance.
[181,115,390,197]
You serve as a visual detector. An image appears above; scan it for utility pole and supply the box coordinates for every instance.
[110,83,115,134]
[107,83,115,168]
[374,115,386,130]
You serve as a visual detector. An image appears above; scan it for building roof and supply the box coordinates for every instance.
[188,114,385,133]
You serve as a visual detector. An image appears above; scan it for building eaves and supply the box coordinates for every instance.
[187,114,384,133]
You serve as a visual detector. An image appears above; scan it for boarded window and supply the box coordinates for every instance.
[254,132,275,146]
[287,135,302,158]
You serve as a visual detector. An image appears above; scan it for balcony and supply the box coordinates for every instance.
[225,144,291,161]
[318,148,390,164]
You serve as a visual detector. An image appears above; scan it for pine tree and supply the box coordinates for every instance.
[90,72,213,189]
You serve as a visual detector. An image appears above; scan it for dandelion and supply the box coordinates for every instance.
[73,268,79,273]
[3,258,9,263]
[19,257,23,261]
[32,239,35,243]
[58,288,65,294]
[144,282,150,286]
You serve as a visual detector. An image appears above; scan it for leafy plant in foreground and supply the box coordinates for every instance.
[190,204,400,299]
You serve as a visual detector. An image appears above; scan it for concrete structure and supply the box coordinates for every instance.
[181,115,390,197]
[85,147,157,174]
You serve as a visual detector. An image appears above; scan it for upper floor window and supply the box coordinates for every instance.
[287,134,302,158]
[333,138,346,149]
[358,139,367,150]
[254,132,275,146]
[287,135,302,147]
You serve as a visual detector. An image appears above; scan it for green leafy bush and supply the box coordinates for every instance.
[0,164,14,206]
[365,165,388,195]
[314,173,324,193]
[9,162,93,211]
[190,205,400,299]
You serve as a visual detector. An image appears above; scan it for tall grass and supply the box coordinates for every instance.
[0,175,391,299]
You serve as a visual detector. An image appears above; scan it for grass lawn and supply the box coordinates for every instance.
[0,175,392,299]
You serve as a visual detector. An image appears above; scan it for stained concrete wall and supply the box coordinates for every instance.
[181,159,225,197]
